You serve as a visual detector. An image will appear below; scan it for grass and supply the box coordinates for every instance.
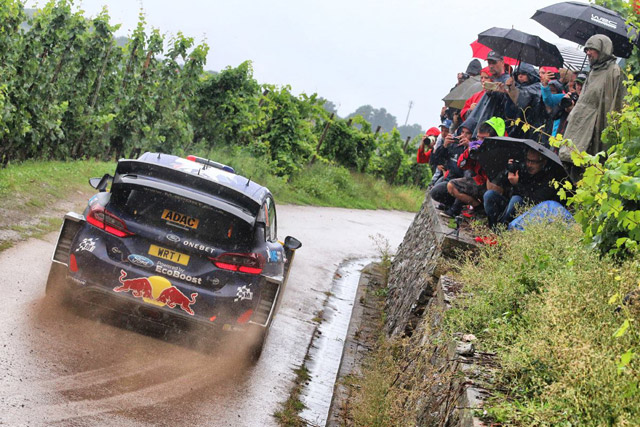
[447,220,640,425]
[273,365,311,426]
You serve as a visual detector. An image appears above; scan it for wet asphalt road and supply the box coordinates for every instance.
[0,205,415,426]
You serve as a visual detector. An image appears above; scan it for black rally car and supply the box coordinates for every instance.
[46,152,301,356]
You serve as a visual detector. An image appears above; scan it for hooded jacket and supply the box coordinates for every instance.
[505,63,543,138]
[559,34,625,162]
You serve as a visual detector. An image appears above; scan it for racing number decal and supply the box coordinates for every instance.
[161,209,199,229]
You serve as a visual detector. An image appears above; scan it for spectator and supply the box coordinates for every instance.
[466,51,510,135]
[429,119,452,186]
[559,34,625,181]
[502,63,543,139]
[460,67,491,120]
[483,149,560,228]
[445,117,506,217]
[416,127,441,165]
[429,117,477,212]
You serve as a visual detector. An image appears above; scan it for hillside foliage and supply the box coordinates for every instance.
[0,0,430,187]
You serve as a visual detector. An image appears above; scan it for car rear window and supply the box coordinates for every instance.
[109,184,253,247]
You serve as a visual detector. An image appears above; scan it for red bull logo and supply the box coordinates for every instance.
[114,270,198,315]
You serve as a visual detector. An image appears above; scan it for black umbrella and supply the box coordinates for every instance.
[532,1,638,59]
[478,27,564,68]
[474,137,570,183]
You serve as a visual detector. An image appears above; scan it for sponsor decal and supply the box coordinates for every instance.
[148,244,190,266]
[76,238,98,253]
[591,14,618,29]
[161,209,199,229]
[154,260,202,285]
[267,249,282,263]
[166,233,181,243]
[182,239,216,255]
[114,270,198,315]
[128,254,154,268]
[209,277,220,286]
[234,285,254,302]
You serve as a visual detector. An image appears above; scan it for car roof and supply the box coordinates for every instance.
[115,153,272,219]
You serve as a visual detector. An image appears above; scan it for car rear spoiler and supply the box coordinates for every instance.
[114,160,262,220]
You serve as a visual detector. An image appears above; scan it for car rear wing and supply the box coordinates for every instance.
[114,159,263,219]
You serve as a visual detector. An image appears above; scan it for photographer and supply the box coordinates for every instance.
[444,117,505,218]
[483,149,560,228]
[429,117,477,213]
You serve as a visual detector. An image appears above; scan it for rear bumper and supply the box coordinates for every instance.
[50,214,282,332]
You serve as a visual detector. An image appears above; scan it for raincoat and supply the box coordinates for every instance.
[559,35,625,162]
[505,63,543,139]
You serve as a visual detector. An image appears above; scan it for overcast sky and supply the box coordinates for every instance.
[26,0,577,130]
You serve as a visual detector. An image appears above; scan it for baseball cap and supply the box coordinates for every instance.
[486,51,503,62]
[575,72,588,83]
[439,118,452,129]
[484,116,505,137]
[425,127,441,137]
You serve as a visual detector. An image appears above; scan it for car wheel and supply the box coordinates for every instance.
[45,262,70,303]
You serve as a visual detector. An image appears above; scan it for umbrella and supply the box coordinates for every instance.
[478,27,564,68]
[470,40,519,66]
[558,44,589,70]
[442,76,482,109]
[474,136,570,183]
[531,2,638,59]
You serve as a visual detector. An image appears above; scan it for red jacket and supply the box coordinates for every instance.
[417,147,431,164]
[460,90,485,120]
[457,148,487,185]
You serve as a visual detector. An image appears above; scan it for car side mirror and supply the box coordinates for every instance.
[89,174,113,192]
[284,236,302,250]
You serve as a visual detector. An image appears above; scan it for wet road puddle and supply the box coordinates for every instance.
[299,258,372,426]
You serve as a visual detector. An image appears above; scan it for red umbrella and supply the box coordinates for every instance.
[470,40,519,66]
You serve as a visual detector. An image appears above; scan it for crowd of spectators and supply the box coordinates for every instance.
[416,34,625,231]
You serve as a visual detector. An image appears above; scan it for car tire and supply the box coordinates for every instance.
[45,262,70,303]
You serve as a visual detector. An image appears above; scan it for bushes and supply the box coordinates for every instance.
[449,222,640,425]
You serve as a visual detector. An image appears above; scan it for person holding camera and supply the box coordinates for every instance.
[416,127,441,167]
[465,51,510,136]
[444,117,505,218]
[429,117,477,214]
[483,149,559,228]
[501,63,543,139]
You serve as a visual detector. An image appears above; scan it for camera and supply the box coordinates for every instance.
[452,136,460,144]
[506,159,526,174]
[559,92,579,109]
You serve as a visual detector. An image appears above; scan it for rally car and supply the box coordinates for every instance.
[45,152,301,357]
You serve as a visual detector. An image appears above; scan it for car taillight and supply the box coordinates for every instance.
[210,253,265,275]
[86,204,134,238]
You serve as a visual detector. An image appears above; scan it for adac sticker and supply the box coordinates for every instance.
[161,209,199,230]
[234,285,253,302]
[114,270,198,315]
[76,238,98,253]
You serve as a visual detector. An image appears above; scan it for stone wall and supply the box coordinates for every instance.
[385,194,475,337]
[384,195,492,426]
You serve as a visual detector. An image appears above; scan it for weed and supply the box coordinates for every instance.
[369,233,393,284]
[274,365,310,426]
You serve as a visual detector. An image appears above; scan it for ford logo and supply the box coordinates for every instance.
[166,234,181,243]
[128,254,154,268]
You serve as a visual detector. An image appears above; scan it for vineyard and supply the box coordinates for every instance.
[0,0,429,187]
